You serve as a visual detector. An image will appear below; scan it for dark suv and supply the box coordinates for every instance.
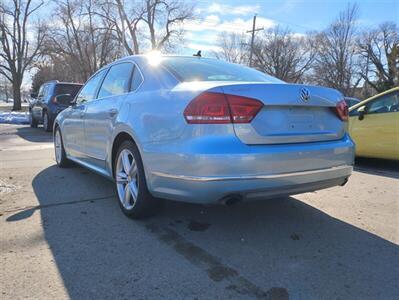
[30,81,82,131]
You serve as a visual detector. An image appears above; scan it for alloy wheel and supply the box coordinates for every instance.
[54,129,62,164]
[116,149,139,210]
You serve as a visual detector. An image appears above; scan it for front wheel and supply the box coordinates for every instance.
[114,140,159,219]
[54,127,71,168]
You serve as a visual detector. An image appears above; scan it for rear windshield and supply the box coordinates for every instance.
[161,57,284,83]
[55,84,82,97]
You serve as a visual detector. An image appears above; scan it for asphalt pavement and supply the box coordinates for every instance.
[0,124,398,300]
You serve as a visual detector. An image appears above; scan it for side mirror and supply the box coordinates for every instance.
[30,92,37,98]
[55,94,73,105]
[358,106,366,120]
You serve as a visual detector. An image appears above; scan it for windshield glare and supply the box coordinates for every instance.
[160,57,284,83]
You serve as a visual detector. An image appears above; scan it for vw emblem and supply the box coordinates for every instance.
[300,88,310,102]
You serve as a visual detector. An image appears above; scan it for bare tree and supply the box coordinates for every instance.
[96,0,144,55]
[358,22,399,93]
[251,26,316,83]
[311,4,360,96]
[96,0,194,55]
[141,0,194,51]
[0,0,46,110]
[212,32,248,65]
[46,0,120,82]
[0,74,12,102]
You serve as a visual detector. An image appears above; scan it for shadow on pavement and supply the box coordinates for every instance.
[15,126,52,143]
[355,157,399,179]
[6,165,399,299]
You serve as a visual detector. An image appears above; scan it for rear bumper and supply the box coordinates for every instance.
[149,165,352,203]
[144,134,355,203]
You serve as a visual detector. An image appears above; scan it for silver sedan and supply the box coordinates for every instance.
[54,55,354,218]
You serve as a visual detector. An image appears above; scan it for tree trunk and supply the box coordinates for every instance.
[12,77,22,111]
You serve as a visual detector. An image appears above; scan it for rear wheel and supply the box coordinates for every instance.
[114,140,159,219]
[30,112,38,128]
[43,112,51,132]
[54,127,71,168]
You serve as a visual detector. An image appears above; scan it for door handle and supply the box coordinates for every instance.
[108,109,118,117]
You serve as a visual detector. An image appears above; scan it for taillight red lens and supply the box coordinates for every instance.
[184,92,263,124]
[335,100,348,121]
[183,92,231,124]
[51,96,57,104]
[227,95,263,123]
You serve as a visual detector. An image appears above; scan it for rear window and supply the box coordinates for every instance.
[55,84,82,97]
[160,57,283,83]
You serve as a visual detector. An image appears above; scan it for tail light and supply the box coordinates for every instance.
[335,100,348,121]
[184,92,263,124]
[51,96,57,104]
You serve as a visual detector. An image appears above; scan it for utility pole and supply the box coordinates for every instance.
[247,15,264,67]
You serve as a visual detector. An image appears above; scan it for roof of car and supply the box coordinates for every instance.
[44,80,83,86]
[349,86,399,112]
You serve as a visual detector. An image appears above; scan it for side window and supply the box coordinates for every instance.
[98,63,133,99]
[367,92,399,114]
[130,66,144,91]
[37,85,45,99]
[76,70,107,104]
[38,85,48,100]
[389,92,399,112]
[349,108,359,117]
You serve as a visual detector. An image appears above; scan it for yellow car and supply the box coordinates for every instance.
[348,87,399,160]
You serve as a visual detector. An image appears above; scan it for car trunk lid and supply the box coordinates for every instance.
[220,83,345,144]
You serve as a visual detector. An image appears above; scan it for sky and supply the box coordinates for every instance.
[183,0,399,55]
[18,0,399,88]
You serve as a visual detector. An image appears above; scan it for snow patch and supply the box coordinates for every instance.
[0,111,30,124]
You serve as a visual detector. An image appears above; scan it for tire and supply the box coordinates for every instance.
[54,127,71,168]
[30,112,38,128]
[43,111,52,132]
[114,140,160,219]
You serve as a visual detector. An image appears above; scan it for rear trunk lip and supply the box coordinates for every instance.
[151,165,353,182]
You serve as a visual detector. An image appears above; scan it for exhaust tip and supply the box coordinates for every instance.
[340,177,349,186]
[219,194,243,206]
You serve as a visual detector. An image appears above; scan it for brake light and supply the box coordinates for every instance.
[335,100,348,121]
[51,96,57,104]
[184,92,263,124]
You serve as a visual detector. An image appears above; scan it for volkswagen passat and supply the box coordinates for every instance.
[53,55,355,218]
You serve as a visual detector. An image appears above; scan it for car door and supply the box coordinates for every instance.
[349,91,399,160]
[84,62,135,169]
[62,70,107,160]
[32,84,49,121]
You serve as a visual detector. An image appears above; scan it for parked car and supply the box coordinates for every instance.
[349,87,399,160]
[30,81,83,131]
[53,55,354,218]
[344,97,360,108]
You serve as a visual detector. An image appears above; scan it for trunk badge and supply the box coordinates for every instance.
[300,88,310,102]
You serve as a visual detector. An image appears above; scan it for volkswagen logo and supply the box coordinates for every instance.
[300,88,310,102]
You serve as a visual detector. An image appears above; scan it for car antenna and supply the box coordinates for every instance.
[193,50,201,57]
